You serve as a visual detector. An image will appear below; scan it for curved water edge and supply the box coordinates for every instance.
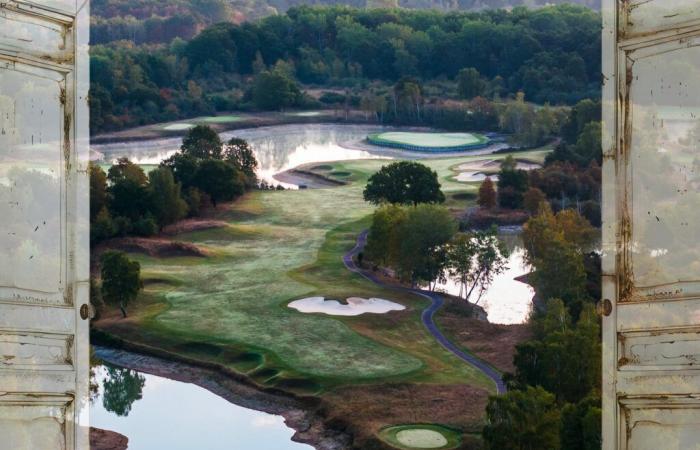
[90,124,510,188]
[342,231,507,394]
[92,346,350,450]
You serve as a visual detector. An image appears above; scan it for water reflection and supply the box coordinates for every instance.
[92,124,391,186]
[91,364,313,450]
[433,234,534,325]
[101,366,146,417]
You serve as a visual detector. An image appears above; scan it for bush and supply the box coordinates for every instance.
[319,92,347,104]
[131,215,158,236]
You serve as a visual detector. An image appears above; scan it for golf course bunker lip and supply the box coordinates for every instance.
[368,131,490,152]
[288,296,405,316]
[379,424,461,450]
[163,123,195,131]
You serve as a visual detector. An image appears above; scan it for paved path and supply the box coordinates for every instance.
[342,230,506,394]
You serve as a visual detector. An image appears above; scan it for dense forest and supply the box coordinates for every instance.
[90,4,601,133]
[92,0,601,44]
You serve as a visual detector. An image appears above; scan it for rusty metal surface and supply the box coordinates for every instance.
[603,1,700,449]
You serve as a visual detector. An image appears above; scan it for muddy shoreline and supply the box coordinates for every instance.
[92,334,352,450]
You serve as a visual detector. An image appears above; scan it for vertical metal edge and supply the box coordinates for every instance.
[601,1,619,449]
[73,0,90,448]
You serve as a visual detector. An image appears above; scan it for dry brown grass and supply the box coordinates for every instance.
[322,382,489,449]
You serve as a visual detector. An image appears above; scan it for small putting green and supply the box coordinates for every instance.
[199,115,244,124]
[379,424,461,450]
[286,111,324,117]
[368,132,489,152]
[162,123,195,131]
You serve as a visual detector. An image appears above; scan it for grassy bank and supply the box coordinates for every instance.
[94,149,548,446]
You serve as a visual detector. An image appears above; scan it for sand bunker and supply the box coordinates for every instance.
[396,429,449,449]
[454,159,540,183]
[163,123,195,131]
[288,296,405,316]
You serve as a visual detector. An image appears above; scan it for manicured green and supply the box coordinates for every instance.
[379,424,462,450]
[368,132,489,152]
[199,115,244,124]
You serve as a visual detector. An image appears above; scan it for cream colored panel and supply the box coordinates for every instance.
[627,41,700,301]
[0,3,73,61]
[0,394,73,450]
[620,397,700,450]
[0,60,66,304]
[623,0,700,38]
[0,332,73,370]
[620,329,700,370]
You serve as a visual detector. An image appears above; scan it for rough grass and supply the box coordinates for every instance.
[97,150,547,393]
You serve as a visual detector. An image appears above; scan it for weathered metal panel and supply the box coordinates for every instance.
[0,0,89,448]
[622,0,700,39]
[604,1,700,449]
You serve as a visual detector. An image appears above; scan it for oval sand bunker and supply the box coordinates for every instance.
[288,296,405,316]
[396,429,448,449]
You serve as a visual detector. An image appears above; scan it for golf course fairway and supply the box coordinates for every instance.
[94,147,550,448]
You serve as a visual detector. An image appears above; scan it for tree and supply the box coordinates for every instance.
[180,125,223,159]
[364,161,445,206]
[446,228,509,303]
[148,167,188,230]
[193,160,245,207]
[522,187,547,215]
[395,204,456,287]
[91,207,115,243]
[107,158,152,224]
[224,137,258,186]
[457,67,486,99]
[561,396,602,450]
[161,153,200,190]
[512,301,601,403]
[530,233,588,305]
[497,156,528,209]
[102,366,146,417]
[251,68,302,110]
[483,386,561,450]
[90,163,108,222]
[107,157,148,186]
[393,77,423,120]
[365,204,407,266]
[100,250,142,318]
[477,176,497,209]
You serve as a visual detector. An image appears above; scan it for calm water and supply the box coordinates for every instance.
[433,234,534,325]
[92,124,392,187]
[91,363,313,450]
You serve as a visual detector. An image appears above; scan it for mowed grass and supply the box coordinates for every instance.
[114,149,547,393]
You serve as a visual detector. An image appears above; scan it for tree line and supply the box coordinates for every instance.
[90,125,258,243]
[90,4,601,132]
[473,98,602,226]
[361,160,509,302]
[478,98,602,450]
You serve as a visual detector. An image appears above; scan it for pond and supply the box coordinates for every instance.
[92,124,392,187]
[90,361,313,450]
[432,233,534,325]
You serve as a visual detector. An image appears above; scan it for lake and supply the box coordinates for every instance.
[92,124,392,187]
[91,362,313,450]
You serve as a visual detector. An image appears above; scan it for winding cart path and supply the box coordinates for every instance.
[343,230,506,394]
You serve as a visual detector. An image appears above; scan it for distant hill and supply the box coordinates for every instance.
[92,0,599,44]
[234,0,600,21]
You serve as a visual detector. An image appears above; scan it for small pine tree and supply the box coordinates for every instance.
[477,176,497,209]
